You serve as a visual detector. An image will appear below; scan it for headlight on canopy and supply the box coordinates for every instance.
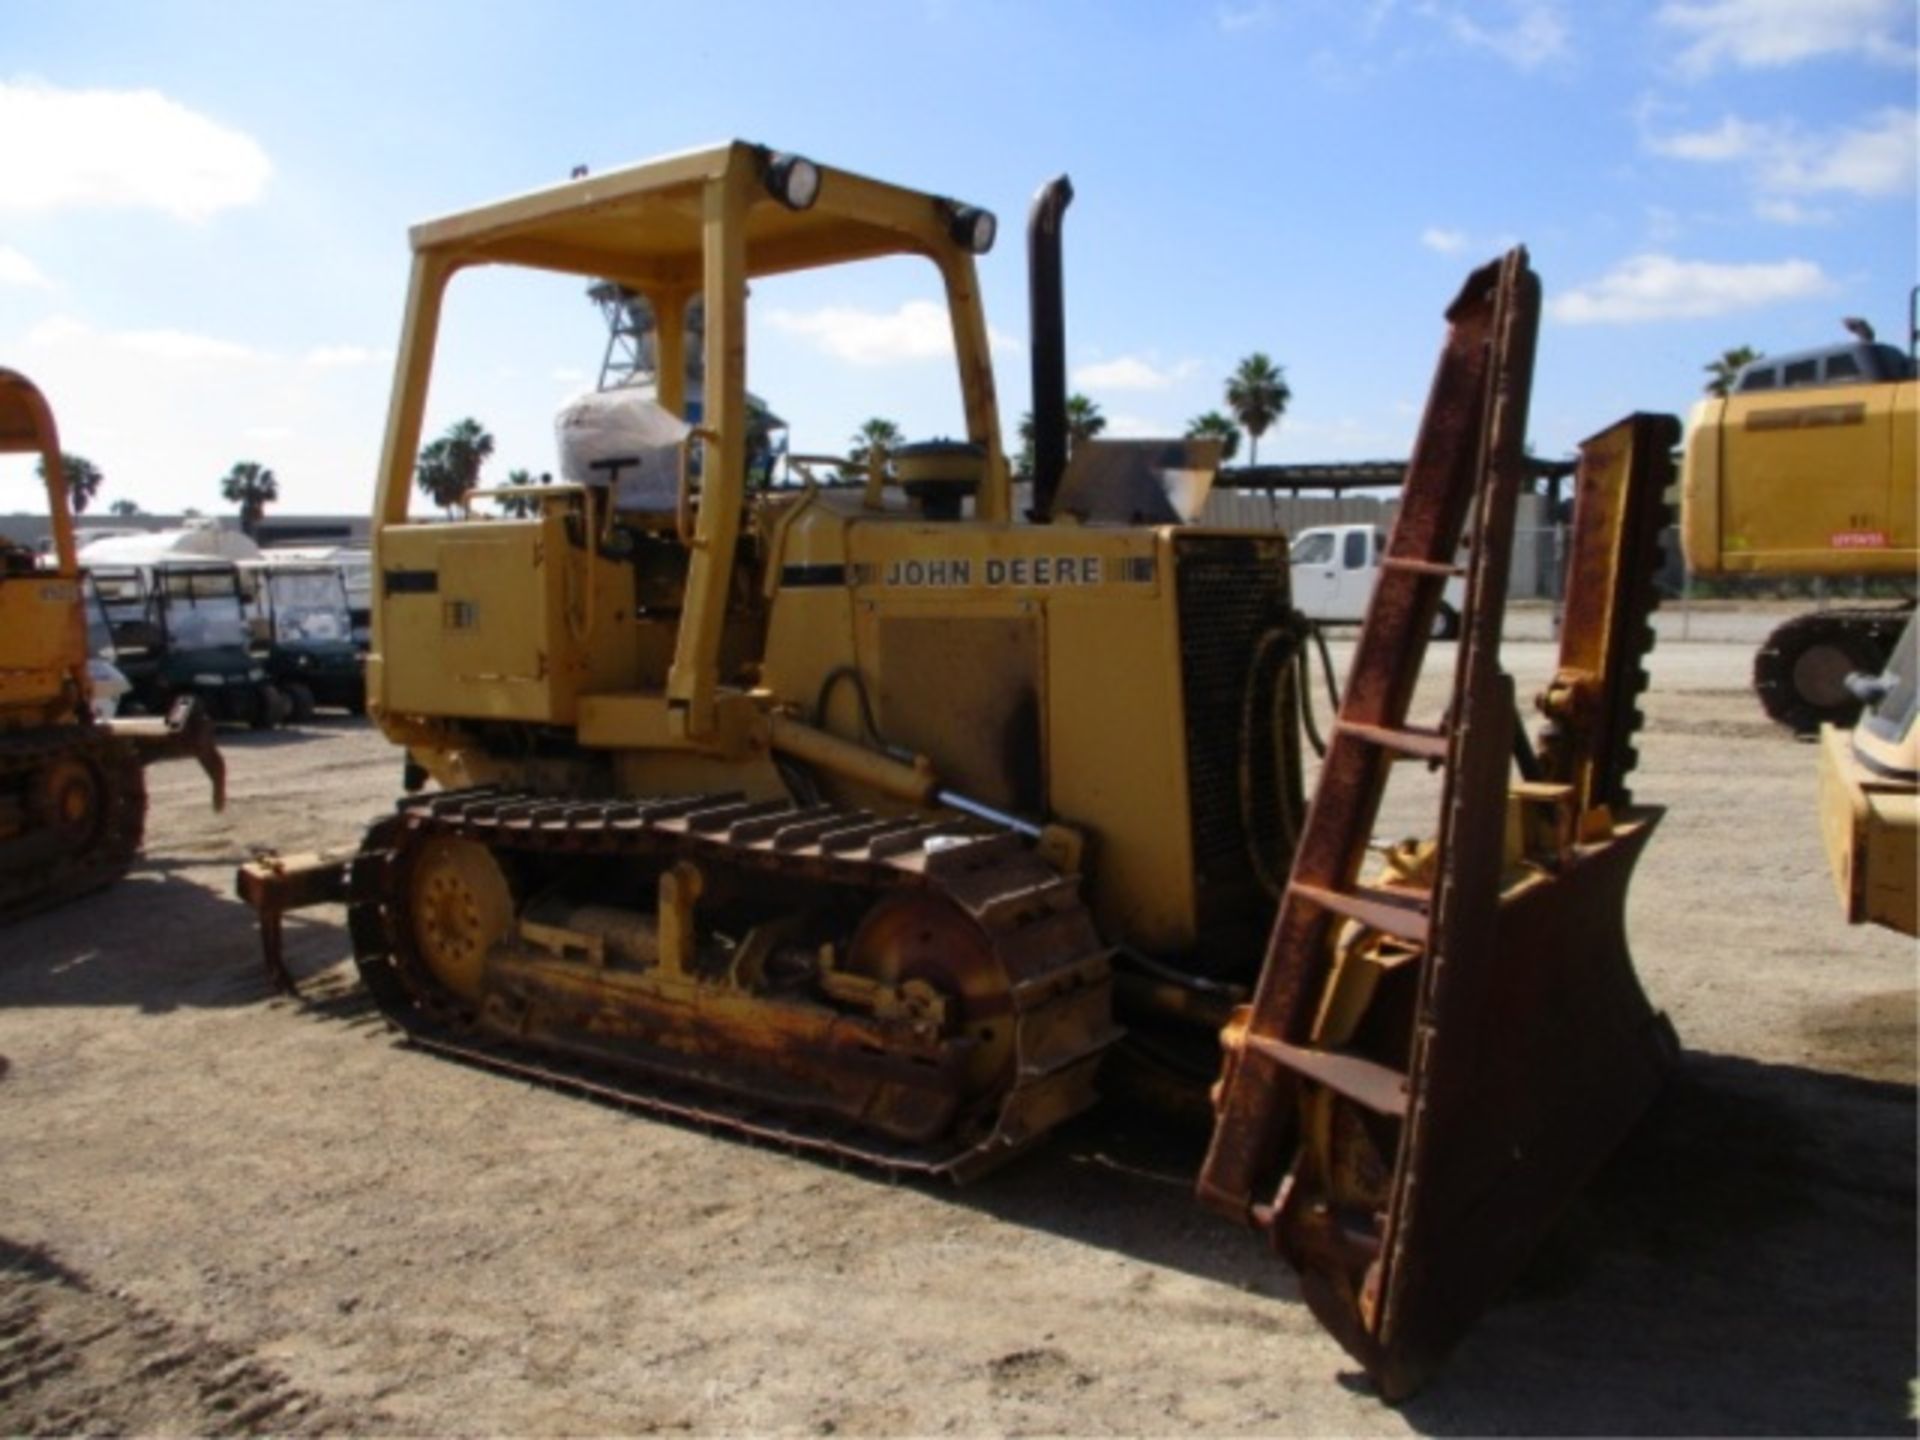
[761,152,820,211]
[943,203,997,255]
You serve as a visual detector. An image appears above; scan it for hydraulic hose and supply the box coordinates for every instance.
[813,664,887,746]
[1240,625,1310,901]
[1296,618,1342,758]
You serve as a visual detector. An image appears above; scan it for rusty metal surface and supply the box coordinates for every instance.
[1356,243,1544,1393]
[1197,250,1532,1226]
[235,848,356,995]
[1536,413,1680,812]
[1198,252,1679,1397]
[338,786,1118,1182]
[109,696,227,813]
[1350,817,1673,1397]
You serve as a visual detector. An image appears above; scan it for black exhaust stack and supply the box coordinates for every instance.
[1027,175,1073,522]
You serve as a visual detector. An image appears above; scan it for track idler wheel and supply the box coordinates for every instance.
[404,833,515,1005]
[0,735,145,919]
[32,754,107,856]
[845,891,1016,1103]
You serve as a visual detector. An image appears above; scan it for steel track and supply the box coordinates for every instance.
[346,786,1121,1182]
[0,727,146,921]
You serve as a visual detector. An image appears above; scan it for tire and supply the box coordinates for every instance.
[1431,602,1461,640]
[253,684,292,730]
[1753,613,1892,734]
[285,681,316,723]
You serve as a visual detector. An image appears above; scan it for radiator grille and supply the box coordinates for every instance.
[1174,535,1298,956]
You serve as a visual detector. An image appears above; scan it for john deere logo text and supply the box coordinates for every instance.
[882,555,1104,587]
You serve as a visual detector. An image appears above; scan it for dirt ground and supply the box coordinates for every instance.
[1,603,1913,1437]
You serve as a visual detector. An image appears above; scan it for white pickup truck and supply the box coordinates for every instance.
[1288,522,1464,638]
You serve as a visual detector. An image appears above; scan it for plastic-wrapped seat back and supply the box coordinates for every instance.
[555,387,691,513]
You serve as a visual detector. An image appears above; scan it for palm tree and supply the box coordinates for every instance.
[37,453,103,515]
[499,467,532,519]
[1705,345,1762,398]
[220,461,278,538]
[1014,413,1037,477]
[848,417,904,464]
[1225,353,1291,465]
[1065,393,1106,449]
[108,498,143,517]
[416,418,495,515]
[848,416,898,456]
[498,467,554,519]
[1185,411,1241,463]
[1014,394,1107,477]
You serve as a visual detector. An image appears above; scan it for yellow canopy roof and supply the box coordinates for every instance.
[409,141,979,289]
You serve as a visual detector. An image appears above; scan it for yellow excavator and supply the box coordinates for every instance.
[1681,307,1917,733]
[0,368,225,918]
[241,145,1677,1395]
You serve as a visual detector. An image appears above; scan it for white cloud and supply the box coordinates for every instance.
[1656,0,1914,75]
[1,309,401,516]
[25,315,88,346]
[28,313,259,362]
[1071,355,1198,391]
[1644,107,1917,206]
[1102,412,1171,439]
[1644,114,1768,162]
[1418,0,1570,69]
[1764,108,1917,197]
[765,299,1015,366]
[0,81,271,222]
[305,344,387,369]
[1753,197,1835,226]
[1216,1,1279,31]
[0,245,50,289]
[1548,253,1834,324]
[121,329,257,362]
[1420,226,1469,253]
[551,366,589,384]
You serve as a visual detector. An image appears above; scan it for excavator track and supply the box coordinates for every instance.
[1754,606,1912,734]
[0,727,146,922]
[346,786,1119,1181]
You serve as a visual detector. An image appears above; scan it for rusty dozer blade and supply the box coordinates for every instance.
[105,695,226,812]
[1198,248,1678,1398]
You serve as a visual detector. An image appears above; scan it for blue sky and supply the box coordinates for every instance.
[0,0,1913,518]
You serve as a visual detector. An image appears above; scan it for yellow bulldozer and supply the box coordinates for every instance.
[241,145,1679,1395]
[1681,307,1917,733]
[0,368,225,918]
